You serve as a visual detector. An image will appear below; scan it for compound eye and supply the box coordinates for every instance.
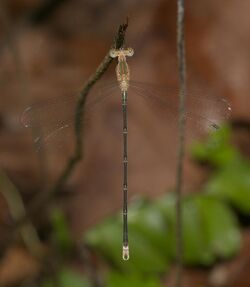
[109,49,118,58]
[127,48,134,56]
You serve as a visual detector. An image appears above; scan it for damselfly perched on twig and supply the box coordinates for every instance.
[21,48,231,261]
[109,47,134,260]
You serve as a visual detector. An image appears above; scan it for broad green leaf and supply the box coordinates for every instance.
[156,193,241,265]
[206,159,250,213]
[196,195,241,258]
[155,192,181,259]
[59,269,91,287]
[50,208,72,253]
[85,213,167,273]
[123,227,167,273]
[182,196,215,265]
[84,218,122,264]
[106,271,162,287]
[191,125,238,167]
[129,198,171,259]
[156,193,214,265]
[42,268,91,287]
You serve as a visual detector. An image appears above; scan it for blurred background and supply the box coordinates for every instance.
[0,0,249,286]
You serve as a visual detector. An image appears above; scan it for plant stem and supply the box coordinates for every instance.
[175,0,186,287]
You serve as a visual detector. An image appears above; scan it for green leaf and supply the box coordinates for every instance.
[155,192,180,259]
[85,217,122,264]
[156,193,214,265]
[191,125,238,167]
[196,195,241,258]
[42,268,91,287]
[124,220,167,273]
[182,196,215,265]
[59,269,91,287]
[50,208,72,253]
[41,278,53,287]
[206,158,250,213]
[85,210,167,273]
[106,271,162,287]
[156,193,241,265]
[129,199,171,259]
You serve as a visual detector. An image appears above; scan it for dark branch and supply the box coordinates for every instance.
[53,18,128,194]
[175,0,186,287]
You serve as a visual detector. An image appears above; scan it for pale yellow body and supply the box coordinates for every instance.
[109,48,134,92]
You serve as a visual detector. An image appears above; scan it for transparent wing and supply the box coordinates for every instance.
[21,82,118,150]
[21,82,118,129]
[21,80,231,151]
[131,81,231,119]
[129,81,231,139]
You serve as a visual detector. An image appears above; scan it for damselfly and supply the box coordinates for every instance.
[21,48,231,261]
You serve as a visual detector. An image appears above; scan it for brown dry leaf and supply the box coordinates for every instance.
[0,246,40,286]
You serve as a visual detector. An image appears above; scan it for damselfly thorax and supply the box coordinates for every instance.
[110,48,134,92]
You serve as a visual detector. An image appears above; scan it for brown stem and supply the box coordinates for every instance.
[174,1,186,287]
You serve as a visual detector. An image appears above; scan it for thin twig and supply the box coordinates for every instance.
[1,20,128,246]
[0,2,50,189]
[0,170,41,254]
[175,1,186,287]
[0,1,50,184]
[0,2,47,253]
